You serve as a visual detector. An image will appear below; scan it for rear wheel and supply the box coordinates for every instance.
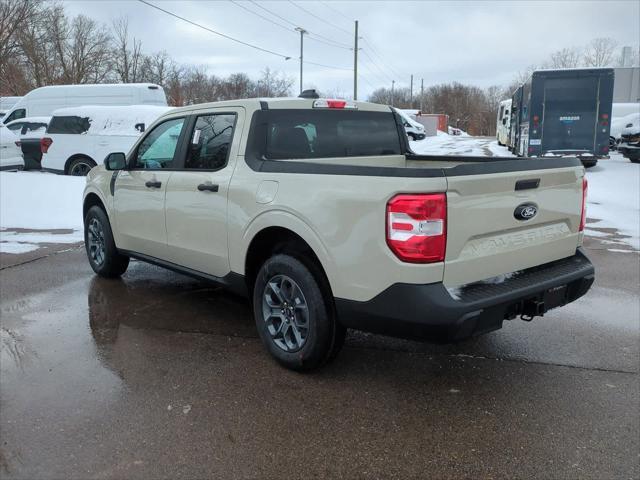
[253,254,345,371]
[68,156,96,176]
[84,206,129,277]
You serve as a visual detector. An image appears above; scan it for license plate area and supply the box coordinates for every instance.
[545,284,568,309]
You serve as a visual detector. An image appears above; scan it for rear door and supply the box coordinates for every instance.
[443,165,584,286]
[542,77,598,153]
[163,108,243,277]
[113,116,187,259]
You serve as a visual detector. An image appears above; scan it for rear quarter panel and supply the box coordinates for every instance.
[228,159,447,302]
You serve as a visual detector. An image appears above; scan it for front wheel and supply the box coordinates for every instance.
[253,254,345,371]
[84,206,129,277]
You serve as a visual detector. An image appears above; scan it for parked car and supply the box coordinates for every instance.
[496,99,512,146]
[1,83,167,125]
[511,68,614,167]
[6,116,50,170]
[41,105,172,175]
[0,96,22,120]
[82,96,594,371]
[610,107,640,150]
[0,125,24,170]
[394,108,426,140]
[618,117,640,163]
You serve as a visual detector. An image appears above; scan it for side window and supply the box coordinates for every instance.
[47,116,91,134]
[185,114,235,170]
[7,122,23,132]
[4,109,26,124]
[134,118,185,169]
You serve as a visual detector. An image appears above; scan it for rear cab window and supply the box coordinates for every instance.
[254,110,402,160]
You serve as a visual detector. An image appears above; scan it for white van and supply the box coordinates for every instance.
[41,105,172,175]
[1,83,167,125]
[393,108,426,141]
[496,99,512,146]
[0,96,23,120]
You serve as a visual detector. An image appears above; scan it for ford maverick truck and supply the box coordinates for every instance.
[83,96,594,370]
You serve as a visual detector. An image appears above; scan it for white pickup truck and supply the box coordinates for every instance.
[83,95,594,370]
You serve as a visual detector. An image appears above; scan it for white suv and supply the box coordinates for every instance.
[41,105,171,175]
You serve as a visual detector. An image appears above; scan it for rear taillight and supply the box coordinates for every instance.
[40,137,53,153]
[579,178,588,232]
[386,193,447,263]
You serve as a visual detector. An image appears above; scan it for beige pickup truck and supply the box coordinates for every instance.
[83,94,594,370]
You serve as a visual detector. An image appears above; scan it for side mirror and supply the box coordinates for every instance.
[105,152,127,171]
[135,123,145,133]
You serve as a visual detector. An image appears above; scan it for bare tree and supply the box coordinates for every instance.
[547,47,582,68]
[0,0,39,94]
[255,68,293,97]
[112,17,144,83]
[583,37,618,67]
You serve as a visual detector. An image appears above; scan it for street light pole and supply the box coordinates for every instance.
[353,20,358,100]
[391,80,395,106]
[295,27,307,94]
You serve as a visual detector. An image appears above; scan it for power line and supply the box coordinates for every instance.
[229,0,293,34]
[362,37,407,80]
[247,0,351,50]
[304,60,352,71]
[288,0,352,36]
[138,0,292,60]
[319,1,353,24]
[361,49,395,83]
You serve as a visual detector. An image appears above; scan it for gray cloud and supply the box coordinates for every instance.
[62,0,640,97]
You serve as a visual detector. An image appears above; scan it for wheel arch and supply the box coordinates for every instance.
[83,191,107,221]
[238,213,336,297]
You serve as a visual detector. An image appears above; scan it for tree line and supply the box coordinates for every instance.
[0,0,295,104]
[1,0,638,136]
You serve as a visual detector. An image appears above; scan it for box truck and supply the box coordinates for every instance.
[511,68,614,167]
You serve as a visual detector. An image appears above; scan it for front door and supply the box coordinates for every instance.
[113,116,187,259]
[164,109,244,277]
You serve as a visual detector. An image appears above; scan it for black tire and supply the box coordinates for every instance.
[84,206,129,278]
[408,133,416,141]
[68,156,96,176]
[253,254,345,371]
[630,158,640,164]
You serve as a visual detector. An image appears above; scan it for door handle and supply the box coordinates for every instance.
[197,183,219,192]
[145,180,162,188]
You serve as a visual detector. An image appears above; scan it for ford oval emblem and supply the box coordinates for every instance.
[514,203,538,221]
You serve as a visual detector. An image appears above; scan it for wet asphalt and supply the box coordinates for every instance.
[0,237,638,479]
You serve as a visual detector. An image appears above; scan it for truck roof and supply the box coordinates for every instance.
[164,97,393,115]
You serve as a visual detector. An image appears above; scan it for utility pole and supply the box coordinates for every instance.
[391,80,395,106]
[410,74,413,107]
[353,20,358,100]
[295,27,307,94]
[420,78,424,112]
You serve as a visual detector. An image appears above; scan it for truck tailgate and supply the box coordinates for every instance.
[443,166,584,286]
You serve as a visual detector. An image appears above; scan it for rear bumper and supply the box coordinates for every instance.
[335,248,595,343]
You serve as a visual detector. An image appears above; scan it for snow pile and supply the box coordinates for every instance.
[0,171,85,230]
[0,171,86,253]
[51,105,172,137]
[585,154,639,250]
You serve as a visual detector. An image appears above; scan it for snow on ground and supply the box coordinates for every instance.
[0,171,85,254]
[585,153,639,250]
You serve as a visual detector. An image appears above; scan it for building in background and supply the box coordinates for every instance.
[613,67,640,103]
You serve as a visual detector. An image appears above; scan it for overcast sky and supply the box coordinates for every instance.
[62,0,640,98]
